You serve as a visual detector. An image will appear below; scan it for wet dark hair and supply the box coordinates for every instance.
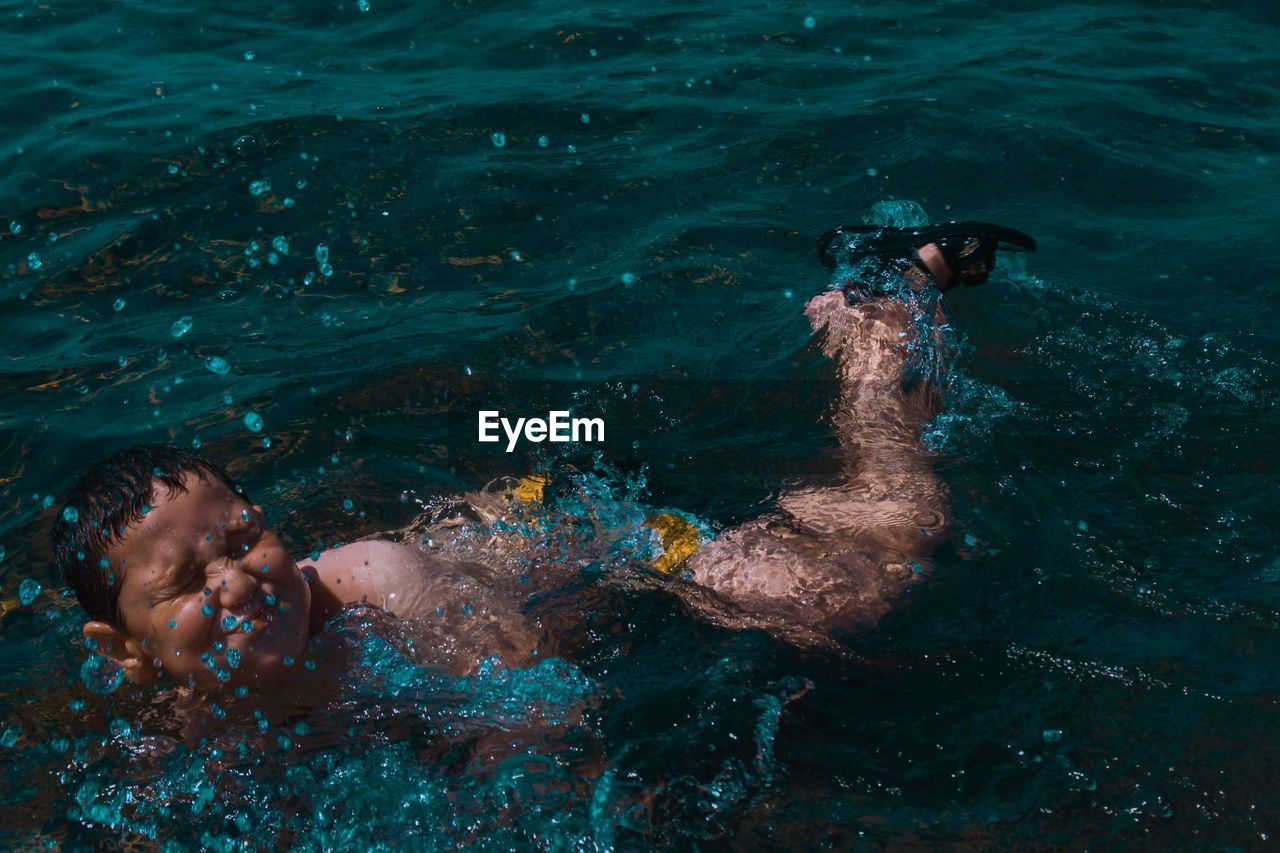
[51,444,246,630]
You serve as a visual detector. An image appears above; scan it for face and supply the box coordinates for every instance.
[91,472,312,691]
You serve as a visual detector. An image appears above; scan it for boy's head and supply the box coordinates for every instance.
[52,445,312,690]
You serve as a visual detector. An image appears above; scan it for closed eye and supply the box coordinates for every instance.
[154,563,204,602]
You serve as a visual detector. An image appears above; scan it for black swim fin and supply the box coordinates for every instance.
[818,220,1037,290]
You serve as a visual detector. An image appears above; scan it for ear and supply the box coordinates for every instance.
[83,621,158,685]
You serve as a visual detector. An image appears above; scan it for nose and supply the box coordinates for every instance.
[215,558,259,614]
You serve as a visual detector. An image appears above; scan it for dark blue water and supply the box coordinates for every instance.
[2,0,1279,847]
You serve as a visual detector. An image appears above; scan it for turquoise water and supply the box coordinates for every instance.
[2,0,1279,846]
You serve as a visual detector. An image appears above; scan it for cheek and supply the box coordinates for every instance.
[158,598,215,652]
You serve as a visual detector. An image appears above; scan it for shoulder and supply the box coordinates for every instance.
[302,539,444,610]
[318,539,428,571]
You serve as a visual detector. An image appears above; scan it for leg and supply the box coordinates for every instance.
[684,248,959,644]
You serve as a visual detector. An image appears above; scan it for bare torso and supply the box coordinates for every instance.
[301,540,545,675]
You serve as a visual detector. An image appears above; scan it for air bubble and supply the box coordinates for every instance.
[272,235,290,255]
[27,252,42,270]
[249,179,271,196]
[243,50,255,61]
[244,411,264,432]
[205,356,231,375]
[491,132,507,148]
[538,135,549,147]
[62,506,79,523]
[80,654,126,695]
[18,578,41,605]
[171,315,193,338]
[804,15,816,28]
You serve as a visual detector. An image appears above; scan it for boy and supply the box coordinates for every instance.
[52,221,1033,690]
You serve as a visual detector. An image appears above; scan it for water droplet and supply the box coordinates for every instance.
[80,654,126,695]
[249,179,271,196]
[963,533,978,547]
[27,252,42,270]
[192,437,202,449]
[1077,520,1089,531]
[866,167,878,177]
[112,298,126,312]
[580,112,590,124]
[314,243,329,264]
[272,235,290,255]
[222,615,237,630]
[621,272,635,284]
[232,134,258,157]
[264,594,277,605]
[1043,729,1063,743]
[342,498,354,511]
[18,578,41,605]
[201,603,215,617]
[284,656,296,667]
[537,135,549,148]
[227,648,241,668]
[241,620,253,633]
[244,411,263,432]
[804,15,816,28]
[243,50,255,61]
[0,545,5,562]
[357,0,370,10]
[8,221,20,234]
[261,436,272,448]
[205,356,231,375]
[168,619,177,628]
[62,506,79,523]
[1,727,20,748]
[490,131,507,148]
[98,557,110,569]
[783,289,794,298]
[170,315,193,338]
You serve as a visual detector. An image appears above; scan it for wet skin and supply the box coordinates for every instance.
[83,473,314,690]
[83,471,544,691]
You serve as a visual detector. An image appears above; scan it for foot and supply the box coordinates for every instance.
[818,221,1034,291]
[915,243,955,288]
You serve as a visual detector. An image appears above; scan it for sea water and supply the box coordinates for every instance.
[1,0,1278,846]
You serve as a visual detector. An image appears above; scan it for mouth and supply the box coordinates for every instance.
[225,597,268,634]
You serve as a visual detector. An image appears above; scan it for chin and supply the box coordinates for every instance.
[230,593,312,684]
